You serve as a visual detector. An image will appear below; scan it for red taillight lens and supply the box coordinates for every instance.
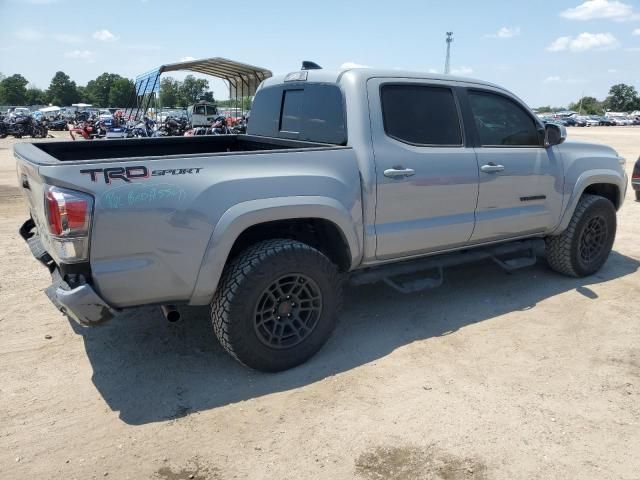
[46,190,63,235]
[45,186,92,237]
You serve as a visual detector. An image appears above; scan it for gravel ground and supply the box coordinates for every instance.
[0,128,638,480]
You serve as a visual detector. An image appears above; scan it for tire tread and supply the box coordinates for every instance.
[545,194,613,277]
[211,239,342,370]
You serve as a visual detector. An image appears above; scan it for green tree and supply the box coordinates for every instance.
[25,87,49,105]
[178,75,212,106]
[218,96,252,111]
[605,83,639,112]
[159,77,180,107]
[0,74,29,105]
[76,85,89,103]
[535,105,565,114]
[108,77,135,107]
[84,73,114,106]
[84,72,133,107]
[568,96,603,115]
[47,71,80,106]
[201,90,215,103]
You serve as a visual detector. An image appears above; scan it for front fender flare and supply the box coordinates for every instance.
[188,196,362,305]
[552,169,625,235]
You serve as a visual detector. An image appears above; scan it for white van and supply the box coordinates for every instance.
[187,102,218,127]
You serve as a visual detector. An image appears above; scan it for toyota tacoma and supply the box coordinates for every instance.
[15,66,628,371]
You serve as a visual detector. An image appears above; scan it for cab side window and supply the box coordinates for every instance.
[380,84,463,146]
[468,91,541,147]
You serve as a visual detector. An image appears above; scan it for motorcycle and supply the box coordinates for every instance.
[3,114,48,138]
[184,115,232,136]
[0,115,7,139]
[156,116,189,136]
[69,117,106,140]
[211,115,233,135]
[231,115,248,134]
[126,117,157,138]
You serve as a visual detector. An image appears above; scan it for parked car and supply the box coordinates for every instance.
[158,108,188,124]
[545,117,568,126]
[98,109,113,121]
[596,116,615,126]
[573,116,587,127]
[15,66,628,371]
[47,117,69,131]
[576,116,598,127]
[187,101,218,127]
[633,156,640,201]
[609,116,630,126]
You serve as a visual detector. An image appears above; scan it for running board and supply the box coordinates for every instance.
[350,239,544,294]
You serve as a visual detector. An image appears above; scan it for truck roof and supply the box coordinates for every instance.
[261,67,506,92]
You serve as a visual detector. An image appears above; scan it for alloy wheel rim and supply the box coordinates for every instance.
[579,216,608,264]
[253,274,323,349]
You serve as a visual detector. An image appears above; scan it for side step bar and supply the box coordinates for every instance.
[349,239,544,294]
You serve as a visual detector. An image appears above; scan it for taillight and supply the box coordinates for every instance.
[45,187,91,236]
[633,157,640,179]
[44,186,93,263]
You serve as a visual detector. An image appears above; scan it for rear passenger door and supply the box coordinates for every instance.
[368,79,480,260]
[464,89,563,242]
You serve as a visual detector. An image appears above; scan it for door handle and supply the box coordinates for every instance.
[480,163,505,173]
[384,167,415,178]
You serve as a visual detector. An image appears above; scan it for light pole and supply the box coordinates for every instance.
[444,32,454,74]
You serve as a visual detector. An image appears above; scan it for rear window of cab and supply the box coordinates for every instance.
[248,83,347,145]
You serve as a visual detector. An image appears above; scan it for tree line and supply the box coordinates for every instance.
[0,71,136,107]
[537,83,640,115]
[0,71,218,108]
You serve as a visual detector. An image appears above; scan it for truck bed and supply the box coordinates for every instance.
[16,134,344,164]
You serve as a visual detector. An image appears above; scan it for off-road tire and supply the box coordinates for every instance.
[211,239,343,372]
[545,194,616,277]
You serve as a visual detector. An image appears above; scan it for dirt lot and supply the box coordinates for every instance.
[0,128,639,480]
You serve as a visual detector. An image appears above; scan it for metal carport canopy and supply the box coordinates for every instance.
[158,57,272,97]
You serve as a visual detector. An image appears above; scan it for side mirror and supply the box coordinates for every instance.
[545,123,567,147]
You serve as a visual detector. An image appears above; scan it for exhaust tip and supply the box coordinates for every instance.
[161,305,181,323]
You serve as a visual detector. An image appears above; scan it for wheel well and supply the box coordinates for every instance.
[583,183,620,209]
[228,218,352,271]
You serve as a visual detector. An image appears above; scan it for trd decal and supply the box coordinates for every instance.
[151,168,204,176]
[81,166,202,183]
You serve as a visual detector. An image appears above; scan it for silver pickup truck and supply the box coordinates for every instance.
[16,67,628,371]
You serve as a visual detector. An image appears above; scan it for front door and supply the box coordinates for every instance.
[465,89,563,242]
[368,79,480,260]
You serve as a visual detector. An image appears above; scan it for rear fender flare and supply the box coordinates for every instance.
[189,196,362,305]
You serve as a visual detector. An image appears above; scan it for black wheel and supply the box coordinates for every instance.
[211,239,343,372]
[546,194,616,277]
[635,190,640,202]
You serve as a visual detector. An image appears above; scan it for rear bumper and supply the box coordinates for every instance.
[19,218,115,325]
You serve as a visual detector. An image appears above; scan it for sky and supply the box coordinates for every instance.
[1,0,639,107]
